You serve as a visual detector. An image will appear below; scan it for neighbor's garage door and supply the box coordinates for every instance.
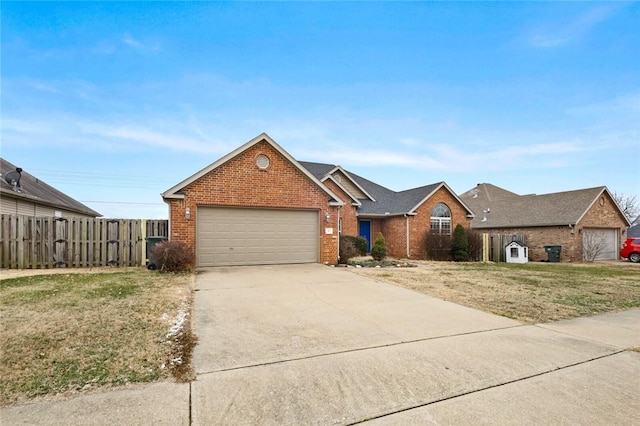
[196,207,319,267]
[582,228,618,261]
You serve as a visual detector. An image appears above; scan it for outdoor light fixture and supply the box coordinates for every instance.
[325,212,331,223]
[185,207,191,220]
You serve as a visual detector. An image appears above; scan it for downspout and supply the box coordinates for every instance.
[404,214,410,258]
[337,206,342,263]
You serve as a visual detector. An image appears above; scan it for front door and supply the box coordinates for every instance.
[359,220,371,253]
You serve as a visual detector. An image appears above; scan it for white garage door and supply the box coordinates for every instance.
[196,207,319,267]
[582,228,618,261]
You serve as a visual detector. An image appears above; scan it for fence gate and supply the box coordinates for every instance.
[489,233,527,262]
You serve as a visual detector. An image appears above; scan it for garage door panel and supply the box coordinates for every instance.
[197,207,319,267]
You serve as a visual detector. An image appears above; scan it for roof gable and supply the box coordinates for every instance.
[0,158,102,217]
[162,133,344,205]
[300,162,473,217]
[298,162,375,202]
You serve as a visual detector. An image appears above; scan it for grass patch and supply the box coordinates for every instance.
[353,261,640,324]
[0,269,194,406]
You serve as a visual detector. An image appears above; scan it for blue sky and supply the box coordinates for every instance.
[2,1,639,219]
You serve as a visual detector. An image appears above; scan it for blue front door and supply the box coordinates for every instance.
[359,220,371,253]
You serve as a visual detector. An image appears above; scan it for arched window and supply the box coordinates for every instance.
[430,203,451,234]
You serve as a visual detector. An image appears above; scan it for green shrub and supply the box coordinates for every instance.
[451,224,469,262]
[150,240,195,273]
[370,232,387,261]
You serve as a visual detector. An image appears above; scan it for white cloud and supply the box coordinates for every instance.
[528,5,618,48]
[121,33,160,52]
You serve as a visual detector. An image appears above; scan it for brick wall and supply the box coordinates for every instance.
[359,186,471,259]
[167,140,340,265]
[488,226,577,261]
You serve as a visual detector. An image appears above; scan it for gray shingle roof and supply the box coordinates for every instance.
[299,161,448,216]
[0,158,102,217]
[460,183,611,228]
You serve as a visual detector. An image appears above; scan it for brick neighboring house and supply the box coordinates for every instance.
[459,183,631,262]
[0,158,101,218]
[162,133,474,267]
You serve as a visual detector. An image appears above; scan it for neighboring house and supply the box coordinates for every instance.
[460,183,630,262]
[162,133,474,267]
[0,158,101,218]
[627,215,640,238]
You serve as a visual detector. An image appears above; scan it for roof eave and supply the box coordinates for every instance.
[0,188,102,217]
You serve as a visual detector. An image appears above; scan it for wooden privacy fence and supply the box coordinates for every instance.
[0,215,168,269]
[488,233,528,262]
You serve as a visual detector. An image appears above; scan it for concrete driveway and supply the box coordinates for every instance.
[2,264,638,425]
[191,264,640,425]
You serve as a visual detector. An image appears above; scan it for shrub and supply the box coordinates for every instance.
[339,237,359,264]
[425,232,452,261]
[339,235,368,263]
[341,235,368,256]
[150,240,195,273]
[451,224,469,262]
[467,230,483,261]
[370,232,387,261]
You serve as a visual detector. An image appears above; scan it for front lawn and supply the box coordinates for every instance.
[353,261,640,323]
[0,269,194,406]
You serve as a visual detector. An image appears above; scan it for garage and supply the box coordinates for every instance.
[582,228,618,261]
[196,207,319,267]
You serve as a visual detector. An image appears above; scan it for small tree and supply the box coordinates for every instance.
[582,231,607,262]
[467,230,483,261]
[370,232,387,261]
[612,191,639,223]
[451,224,469,262]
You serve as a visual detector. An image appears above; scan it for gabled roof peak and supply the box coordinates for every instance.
[162,134,344,206]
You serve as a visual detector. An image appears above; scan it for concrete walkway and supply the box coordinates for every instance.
[2,264,639,425]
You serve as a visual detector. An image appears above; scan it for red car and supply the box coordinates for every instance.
[620,238,640,263]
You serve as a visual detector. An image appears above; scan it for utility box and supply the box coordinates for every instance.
[146,236,167,270]
[544,245,562,262]
[506,241,528,264]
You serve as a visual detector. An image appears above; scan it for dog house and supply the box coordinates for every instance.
[505,240,528,264]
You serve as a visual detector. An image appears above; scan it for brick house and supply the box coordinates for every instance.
[162,133,474,267]
[459,183,631,262]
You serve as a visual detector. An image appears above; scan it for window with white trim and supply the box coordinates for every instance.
[430,203,451,234]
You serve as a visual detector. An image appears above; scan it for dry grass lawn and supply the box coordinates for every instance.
[0,268,194,406]
[352,261,640,323]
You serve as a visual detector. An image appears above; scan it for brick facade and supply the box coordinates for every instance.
[166,140,340,265]
[166,136,476,265]
[351,187,472,259]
